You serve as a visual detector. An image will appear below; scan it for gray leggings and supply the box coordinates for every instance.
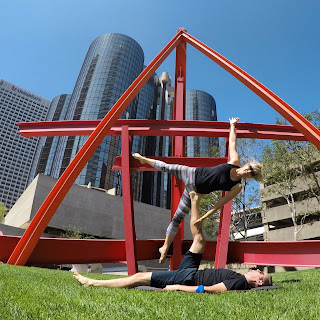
[154,160,196,237]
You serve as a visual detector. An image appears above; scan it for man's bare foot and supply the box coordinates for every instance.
[132,153,147,164]
[159,246,168,264]
[73,272,94,287]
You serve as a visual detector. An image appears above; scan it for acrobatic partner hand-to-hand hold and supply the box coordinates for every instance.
[74,191,272,293]
[133,117,263,263]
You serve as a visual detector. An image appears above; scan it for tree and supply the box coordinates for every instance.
[262,139,302,240]
[200,191,221,238]
[0,202,8,223]
[261,110,320,240]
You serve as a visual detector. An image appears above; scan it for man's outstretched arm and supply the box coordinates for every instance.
[163,283,228,293]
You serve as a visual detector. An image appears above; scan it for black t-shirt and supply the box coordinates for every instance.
[195,163,241,194]
[193,268,251,291]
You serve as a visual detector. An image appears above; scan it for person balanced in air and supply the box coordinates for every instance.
[74,192,272,292]
[133,117,263,263]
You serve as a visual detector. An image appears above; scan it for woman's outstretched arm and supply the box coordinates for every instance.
[228,117,240,166]
[193,183,242,226]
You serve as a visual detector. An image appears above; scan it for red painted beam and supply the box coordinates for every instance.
[18,120,307,141]
[227,241,320,267]
[112,156,228,172]
[1,235,320,267]
[0,235,166,265]
[1,235,127,264]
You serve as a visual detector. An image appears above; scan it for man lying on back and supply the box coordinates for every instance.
[74,191,272,292]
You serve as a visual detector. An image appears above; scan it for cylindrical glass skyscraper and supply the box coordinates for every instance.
[60,33,146,190]
[186,89,217,157]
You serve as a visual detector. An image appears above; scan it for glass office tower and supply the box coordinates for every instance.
[58,33,146,191]
[141,88,217,209]
[30,94,71,185]
[186,89,217,157]
[131,70,159,200]
[0,79,51,209]
[141,72,174,208]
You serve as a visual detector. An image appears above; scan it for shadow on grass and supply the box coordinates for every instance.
[278,279,301,283]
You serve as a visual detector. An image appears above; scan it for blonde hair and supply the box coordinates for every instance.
[247,161,263,182]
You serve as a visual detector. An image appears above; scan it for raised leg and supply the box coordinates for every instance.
[73,271,152,288]
[158,188,191,263]
[133,154,197,263]
[189,191,205,254]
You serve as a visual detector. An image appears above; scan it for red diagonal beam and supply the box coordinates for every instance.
[17,120,307,141]
[182,31,320,150]
[7,30,184,266]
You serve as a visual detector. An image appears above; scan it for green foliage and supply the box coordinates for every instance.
[61,229,93,239]
[0,202,8,222]
[263,110,320,186]
[262,110,320,196]
[200,192,221,238]
[2,264,320,319]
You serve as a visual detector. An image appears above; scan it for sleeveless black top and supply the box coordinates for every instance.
[195,163,241,194]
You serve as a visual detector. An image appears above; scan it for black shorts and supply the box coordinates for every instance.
[150,251,202,288]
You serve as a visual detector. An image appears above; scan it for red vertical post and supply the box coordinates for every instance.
[170,29,187,270]
[121,126,138,275]
[214,138,232,268]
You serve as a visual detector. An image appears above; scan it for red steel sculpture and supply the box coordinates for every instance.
[3,29,320,274]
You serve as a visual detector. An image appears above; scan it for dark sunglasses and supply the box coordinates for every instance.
[248,164,255,177]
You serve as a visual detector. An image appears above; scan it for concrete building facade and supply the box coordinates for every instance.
[260,158,320,241]
[3,174,192,240]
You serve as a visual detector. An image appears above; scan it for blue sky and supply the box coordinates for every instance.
[1,0,319,125]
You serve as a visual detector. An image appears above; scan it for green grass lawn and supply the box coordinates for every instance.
[1,264,320,320]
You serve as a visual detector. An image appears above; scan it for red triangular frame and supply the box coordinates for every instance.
[7,29,320,272]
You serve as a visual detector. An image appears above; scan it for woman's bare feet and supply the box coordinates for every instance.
[158,246,168,264]
[132,153,147,164]
[73,272,94,287]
